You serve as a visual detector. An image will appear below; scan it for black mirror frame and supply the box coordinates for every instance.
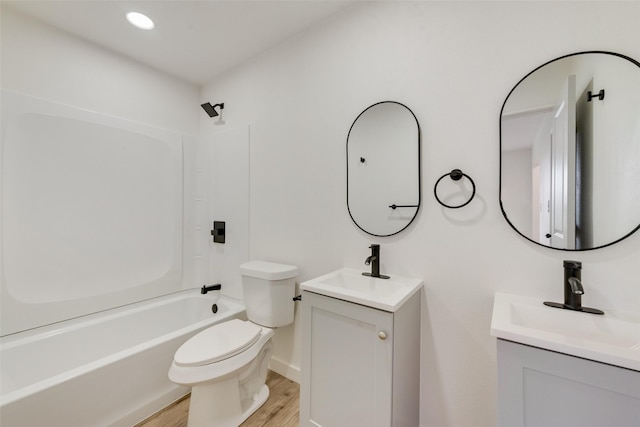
[346,101,422,237]
[499,50,640,251]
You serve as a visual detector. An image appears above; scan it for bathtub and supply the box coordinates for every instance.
[0,290,245,427]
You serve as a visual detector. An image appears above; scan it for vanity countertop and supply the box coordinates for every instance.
[490,292,640,371]
[300,267,423,312]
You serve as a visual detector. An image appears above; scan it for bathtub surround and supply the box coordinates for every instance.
[204,126,251,302]
[1,91,186,335]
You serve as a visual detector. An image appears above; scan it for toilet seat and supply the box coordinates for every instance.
[174,319,262,367]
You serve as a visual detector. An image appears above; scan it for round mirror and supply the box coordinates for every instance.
[347,101,421,237]
[500,51,640,250]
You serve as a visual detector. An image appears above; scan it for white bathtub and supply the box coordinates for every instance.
[0,290,245,427]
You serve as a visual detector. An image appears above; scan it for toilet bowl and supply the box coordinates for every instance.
[169,261,298,427]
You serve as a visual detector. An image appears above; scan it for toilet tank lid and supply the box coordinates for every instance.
[240,261,298,280]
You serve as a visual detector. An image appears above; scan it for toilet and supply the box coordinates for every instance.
[168,261,298,427]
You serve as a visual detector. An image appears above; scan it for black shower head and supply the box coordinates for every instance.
[201,102,224,117]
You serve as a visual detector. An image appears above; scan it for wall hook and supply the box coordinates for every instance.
[434,169,476,209]
[587,90,605,102]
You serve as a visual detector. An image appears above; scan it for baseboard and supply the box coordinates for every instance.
[123,386,189,427]
[269,356,300,384]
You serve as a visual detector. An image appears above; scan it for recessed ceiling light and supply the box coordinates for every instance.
[126,12,154,30]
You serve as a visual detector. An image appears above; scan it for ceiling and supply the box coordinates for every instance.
[501,109,552,152]
[4,0,355,86]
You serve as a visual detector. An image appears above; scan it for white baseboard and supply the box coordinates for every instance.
[269,356,300,384]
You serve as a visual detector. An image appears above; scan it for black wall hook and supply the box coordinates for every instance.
[587,89,605,102]
[434,169,476,209]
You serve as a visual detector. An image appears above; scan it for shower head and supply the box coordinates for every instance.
[201,102,224,118]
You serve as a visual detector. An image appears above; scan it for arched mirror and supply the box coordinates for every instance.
[500,51,640,250]
[347,101,421,237]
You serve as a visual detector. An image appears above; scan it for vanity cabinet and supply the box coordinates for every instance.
[497,339,640,427]
[300,290,420,427]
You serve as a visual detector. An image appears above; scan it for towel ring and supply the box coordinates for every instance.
[434,169,476,209]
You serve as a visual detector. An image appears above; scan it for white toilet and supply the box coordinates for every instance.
[169,261,298,427]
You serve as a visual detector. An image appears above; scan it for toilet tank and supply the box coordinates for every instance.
[239,261,298,327]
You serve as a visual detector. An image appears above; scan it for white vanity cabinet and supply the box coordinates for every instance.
[300,289,420,427]
[497,339,640,427]
[491,292,640,427]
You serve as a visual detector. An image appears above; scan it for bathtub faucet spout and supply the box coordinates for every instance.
[201,284,222,294]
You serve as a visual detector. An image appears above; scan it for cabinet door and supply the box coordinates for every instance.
[300,291,394,427]
[497,339,640,427]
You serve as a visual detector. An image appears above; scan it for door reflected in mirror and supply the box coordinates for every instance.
[347,101,421,237]
[500,51,640,250]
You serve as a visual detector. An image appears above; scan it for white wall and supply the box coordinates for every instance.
[200,2,640,426]
[1,7,201,333]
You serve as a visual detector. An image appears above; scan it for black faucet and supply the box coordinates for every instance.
[362,244,389,279]
[201,283,222,294]
[563,260,584,310]
[543,261,604,315]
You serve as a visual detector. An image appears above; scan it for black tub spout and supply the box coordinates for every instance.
[201,284,222,294]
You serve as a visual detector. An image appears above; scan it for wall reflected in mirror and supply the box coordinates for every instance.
[500,51,640,250]
[347,101,421,237]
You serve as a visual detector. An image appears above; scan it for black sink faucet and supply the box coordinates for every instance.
[362,244,389,279]
[563,260,584,310]
[544,261,604,315]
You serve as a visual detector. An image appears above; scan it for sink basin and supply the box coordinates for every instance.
[300,268,423,312]
[491,293,640,371]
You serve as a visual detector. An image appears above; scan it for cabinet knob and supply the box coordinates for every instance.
[378,331,387,340]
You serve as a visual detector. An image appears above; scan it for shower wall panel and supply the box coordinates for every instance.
[1,91,184,335]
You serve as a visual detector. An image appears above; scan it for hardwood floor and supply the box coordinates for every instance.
[135,371,299,427]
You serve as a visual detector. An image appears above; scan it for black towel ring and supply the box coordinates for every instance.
[434,169,476,209]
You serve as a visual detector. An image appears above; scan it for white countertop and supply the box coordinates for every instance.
[300,267,423,312]
[490,292,640,371]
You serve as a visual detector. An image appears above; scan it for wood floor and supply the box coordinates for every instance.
[135,371,299,427]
